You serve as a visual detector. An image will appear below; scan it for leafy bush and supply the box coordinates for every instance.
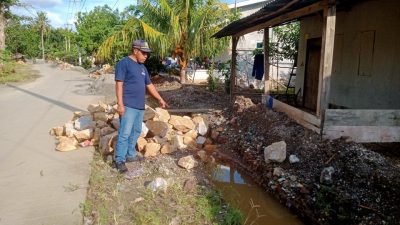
[207,63,218,92]
[82,58,92,69]
[218,61,231,94]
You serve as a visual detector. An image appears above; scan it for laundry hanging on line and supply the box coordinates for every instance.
[252,54,264,80]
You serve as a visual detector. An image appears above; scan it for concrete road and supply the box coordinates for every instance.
[0,64,104,225]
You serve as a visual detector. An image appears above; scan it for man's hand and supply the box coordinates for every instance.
[117,104,125,116]
[146,84,168,108]
[158,98,168,108]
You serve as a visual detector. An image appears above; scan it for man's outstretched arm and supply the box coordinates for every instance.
[146,83,168,108]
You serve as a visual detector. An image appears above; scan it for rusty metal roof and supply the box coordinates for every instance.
[214,0,363,38]
[214,0,320,38]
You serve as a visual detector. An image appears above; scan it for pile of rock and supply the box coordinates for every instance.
[50,102,221,165]
[56,60,74,70]
[89,64,114,77]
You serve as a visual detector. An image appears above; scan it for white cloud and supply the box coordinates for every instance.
[21,0,63,9]
[46,11,64,28]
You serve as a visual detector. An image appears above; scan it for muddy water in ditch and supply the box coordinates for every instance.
[211,164,303,225]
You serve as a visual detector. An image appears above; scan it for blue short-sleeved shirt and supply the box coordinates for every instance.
[115,56,151,110]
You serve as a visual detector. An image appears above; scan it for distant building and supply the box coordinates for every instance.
[217,0,293,89]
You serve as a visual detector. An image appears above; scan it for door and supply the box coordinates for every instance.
[303,38,321,112]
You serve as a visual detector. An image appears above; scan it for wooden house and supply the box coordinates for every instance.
[214,0,400,142]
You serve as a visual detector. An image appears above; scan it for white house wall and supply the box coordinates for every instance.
[217,0,270,86]
[296,0,400,109]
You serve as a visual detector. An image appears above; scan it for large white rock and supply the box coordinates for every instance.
[140,122,148,137]
[136,137,147,152]
[87,103,105,113]
[191,116,204,125]
[146,177,168,192]
[178,155,198,170]
[145,120,169,137]
[264,141,287,163]
[192,116,208,136]
[169,115,195,132]
[52,126,64,136]
[154,135,168,144]
[183,136,196,148]
[197,120,208,136]
[100,126,116,136]
[71,111,91,121]
[143,107,156,121]
[144,143,161,157]
[93,112,108,122]
[111,118,120,130]
[92,128,101,145]
[196,136,207,147]
[160,143,177,154]
[155,107,170,122]
[56,136,78,152]
[74,115,94,131]
[184,130,198,139]
[99,131,118,155]
[171,135,187,150]
[96,120,108,129]
[74,129,93,142]
[65,121,77,137]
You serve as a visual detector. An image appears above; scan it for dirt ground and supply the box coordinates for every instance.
[154,75,400,225]
[88,74,400,225]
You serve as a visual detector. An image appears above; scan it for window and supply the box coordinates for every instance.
[256,42,263,49]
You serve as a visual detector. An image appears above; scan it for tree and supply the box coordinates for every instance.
[271,22,300,62]
[75,5,122,57]
[35,11,49,60]
[46,28,79,63]
[5,16,40,57]
[97,0,233,83]
[0,0,18,50]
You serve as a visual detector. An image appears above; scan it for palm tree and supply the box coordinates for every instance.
[97,0,233,83]
[35,11,49,60]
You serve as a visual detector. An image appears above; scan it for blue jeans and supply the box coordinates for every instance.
[115,106,144,163]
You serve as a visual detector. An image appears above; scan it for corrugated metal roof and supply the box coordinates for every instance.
[214,0,319,38]
[228,0,270,9]
[214,0,366,38]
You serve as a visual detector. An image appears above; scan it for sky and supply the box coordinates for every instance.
[11,0,237,29]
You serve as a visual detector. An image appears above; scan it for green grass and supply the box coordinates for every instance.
[83,151,244,225]
[0,61,39,84]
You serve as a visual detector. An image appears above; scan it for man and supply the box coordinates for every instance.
[114,39,167,173]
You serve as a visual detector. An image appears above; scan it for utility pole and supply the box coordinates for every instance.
[78,46,81,66]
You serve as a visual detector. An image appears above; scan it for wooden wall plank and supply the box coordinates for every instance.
[271,97,321,133]
[230,36,239,102]
[264,28,270,94]
[317,3,336,118]
[325,109,400,126]
[323,126,400,142]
